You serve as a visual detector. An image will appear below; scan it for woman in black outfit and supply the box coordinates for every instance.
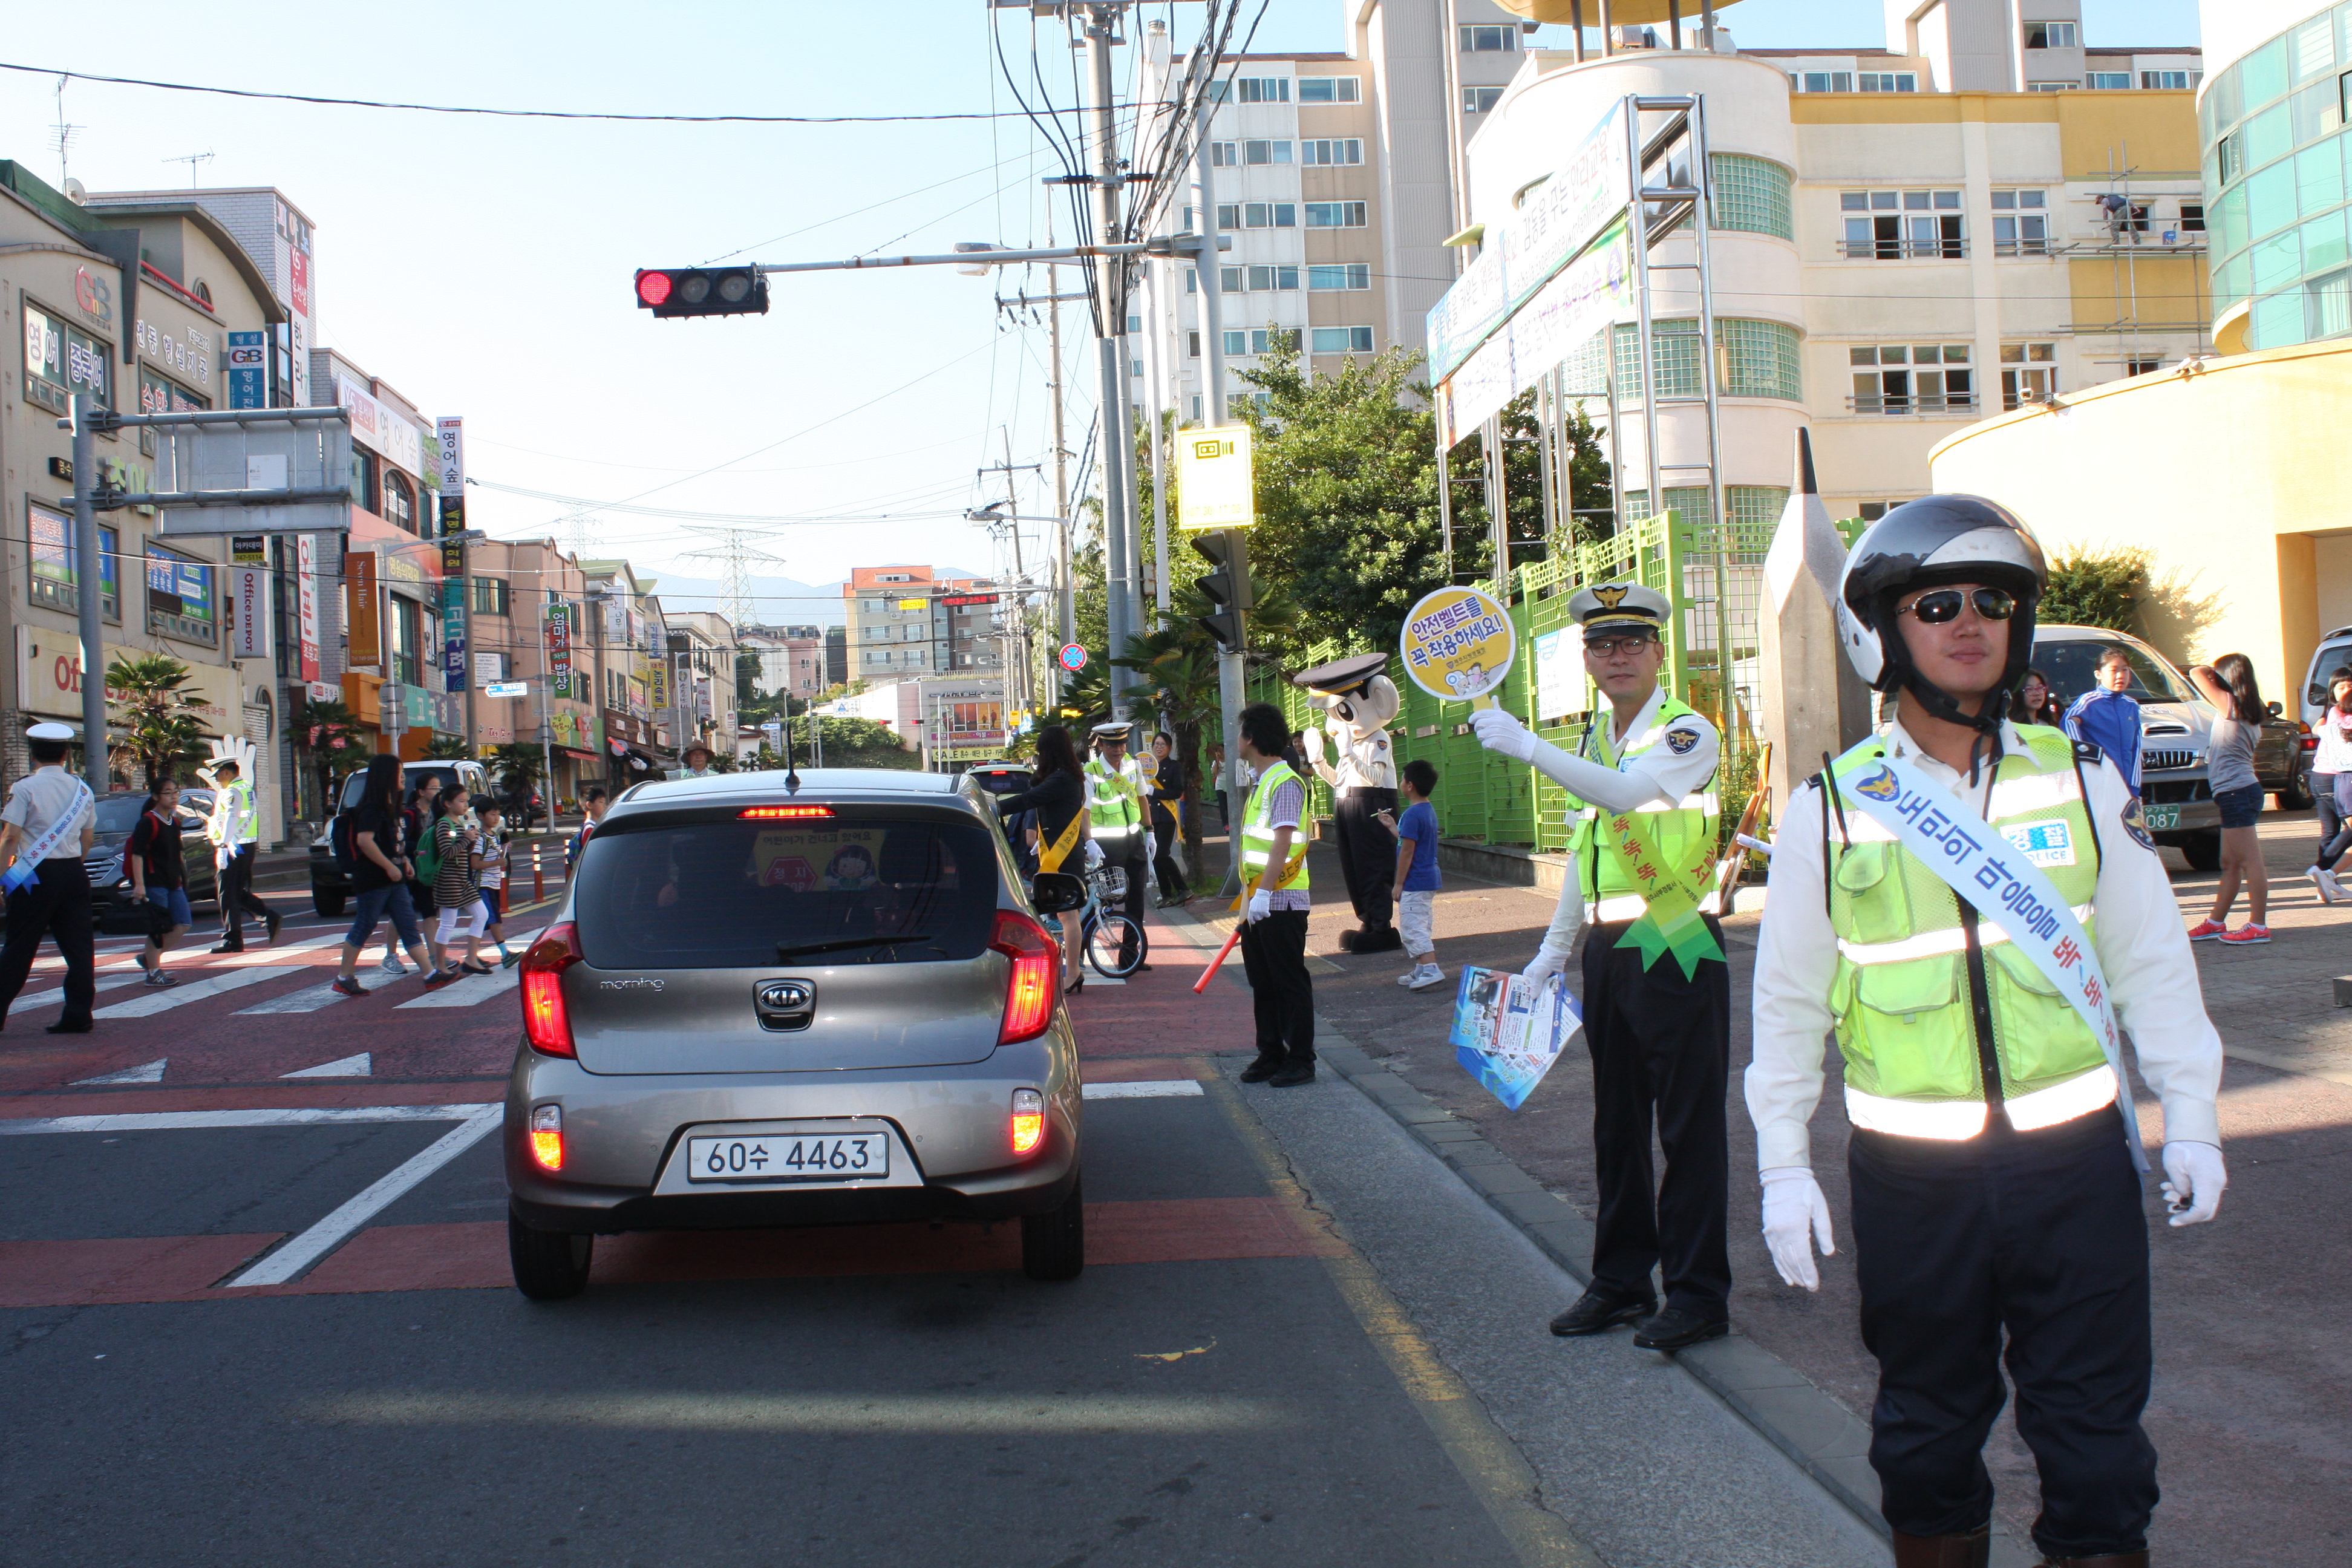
[995,725,1089,993]
[1146,732,1190,906]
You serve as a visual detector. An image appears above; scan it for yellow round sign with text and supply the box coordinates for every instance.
[1399,586,1516,702]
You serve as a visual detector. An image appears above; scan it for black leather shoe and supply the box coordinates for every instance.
[1632,1306,1731,1352]
[1239,1054,1284,1083]
[211,942,243,955]
[264,911,284,945]
[1547,1289,1655,1337]
[45,1019,92,1034]
[1267,1060,1316,1087]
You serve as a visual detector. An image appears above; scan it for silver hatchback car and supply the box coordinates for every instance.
[502,768,1089,1299]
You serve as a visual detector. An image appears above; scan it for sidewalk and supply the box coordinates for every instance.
[1253,806,2351,1566]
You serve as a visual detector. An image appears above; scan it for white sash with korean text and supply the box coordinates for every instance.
[1834,750,2145,1172]
[1,779,92,893]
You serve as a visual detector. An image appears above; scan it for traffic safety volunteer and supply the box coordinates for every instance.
[1747,495,2226,1568]
[1233,701,1315,1086]
[1085,720,1151,972]
[1471,580,1733,1353]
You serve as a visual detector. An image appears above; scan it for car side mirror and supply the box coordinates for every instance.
[1030,872,1087,915]
[2267,700,2282,716]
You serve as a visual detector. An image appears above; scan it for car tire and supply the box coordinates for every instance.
[313,890,346,918]
[508,1210,593,1300]
[2178,831,2224,873]
[2280,769,2314,812]
[1021,1172,1085,1282]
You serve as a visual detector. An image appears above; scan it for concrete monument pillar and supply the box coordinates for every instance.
[1757,428,1873,823]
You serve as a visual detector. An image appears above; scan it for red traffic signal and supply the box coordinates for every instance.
[633,267,768,319]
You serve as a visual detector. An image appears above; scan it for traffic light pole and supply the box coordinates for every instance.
[1189,137,1247,892]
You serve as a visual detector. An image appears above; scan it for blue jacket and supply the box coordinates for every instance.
[2063,689,2143,791]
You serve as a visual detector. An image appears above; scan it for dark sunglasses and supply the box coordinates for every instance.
[1898,587,2016,625]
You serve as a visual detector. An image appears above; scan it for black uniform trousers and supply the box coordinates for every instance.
[1238,907,1313,1063]
[218,845,274,945]
[1850,1105,2156,1561]
[1103,830,1149,966]
[0,861,96,1027]
[1333,788,1397,934]
[1579,916,1732,1318]
[1149,807,1187,900]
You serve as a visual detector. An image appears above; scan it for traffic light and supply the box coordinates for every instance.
[634,267,769,319]
[1192,530,1253,652]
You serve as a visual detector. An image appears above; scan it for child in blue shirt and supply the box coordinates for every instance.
[2063,646,2145,792]
[1383,758,1446,991]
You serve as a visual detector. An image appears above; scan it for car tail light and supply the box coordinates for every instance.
[740,805,833,820]
[520,921,584,1057]
[1010,1088,1045,1156]
[990,910,1058,1044]
[529,1104,564,1171]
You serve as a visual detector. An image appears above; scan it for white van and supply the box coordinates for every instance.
[2299,625,2352,728]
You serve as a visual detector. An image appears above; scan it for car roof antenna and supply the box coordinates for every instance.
[783,717,802,794]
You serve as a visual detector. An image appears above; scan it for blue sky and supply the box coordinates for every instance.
[0,1,2201,620]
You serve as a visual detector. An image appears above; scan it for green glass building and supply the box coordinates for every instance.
[2206,5,2352,347]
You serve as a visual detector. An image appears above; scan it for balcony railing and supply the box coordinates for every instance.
[1845,394,1980,416]
[1840,239,1969,260]
[1993,238,2051,257]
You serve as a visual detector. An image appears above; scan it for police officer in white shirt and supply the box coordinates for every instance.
[204,757,279,952]
[0,724,99,1032]
[1747,497,2225,1568]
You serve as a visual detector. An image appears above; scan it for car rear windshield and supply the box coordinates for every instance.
[570,811,999,969]
[2037,637,2194,706]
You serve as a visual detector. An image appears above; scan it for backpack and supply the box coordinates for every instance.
[330,811,357,875]
[415,819,444,884]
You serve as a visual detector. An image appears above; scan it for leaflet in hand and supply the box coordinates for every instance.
[1449,966,1582,1112]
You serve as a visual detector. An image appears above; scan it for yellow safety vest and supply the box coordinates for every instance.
[1823,727,2113,1136]
[1564,696,1720,921]
[1085,756,1146,842]
[1239,760,1310,892]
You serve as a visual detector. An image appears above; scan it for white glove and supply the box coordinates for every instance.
[2160,1140,2227,1226]
[1469,707,1538,762]
[1519,949,1568,989]
[1760,1167,1836,1291]
[1084,840,1104,869]
[1246,889,1272,923]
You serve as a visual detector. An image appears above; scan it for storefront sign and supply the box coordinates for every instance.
[336,377,422,476]
[649,664,670,710]
[15,627,237,733]
[547,603,573,698]
[1174,425,1256,530]
[230,566,272,661]
[941,593,999,607]
[442,580,466,685]
[436,416,463,497]
[135,319,212,390]
[347,549,380,665]
[230,534,267,566]
[296,533,321,682]
[484,681,528,699]
[227,331,267,409]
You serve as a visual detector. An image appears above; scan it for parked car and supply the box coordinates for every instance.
[2298,624,2352,729]
[2034,625,2307,871]
[501,767,1089,1299]
[85,791,218,933]
[307,759,489,916]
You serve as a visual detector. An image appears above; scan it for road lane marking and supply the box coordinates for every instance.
[0,1103,495,1136]
[281,1053,371,1079]
[1080,1080,1203,1099]
[214,932,348,965]
[296,1390,1295,1434]
[91,967,299,1019]
[234,979,358,1014]
[222,1106,504,1287]
[72,1057,168,1086]
[18,972,151,1010]
[396,966,522,1008]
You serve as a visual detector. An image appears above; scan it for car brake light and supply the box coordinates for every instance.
[520,921,584,1057]
[529,1104,563,1171]
[990,910,1058,1045]
[740,805,833,820]
[1011,1088,1045,1156]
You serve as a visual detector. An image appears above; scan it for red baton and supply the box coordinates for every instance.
[1193,925,1246,994]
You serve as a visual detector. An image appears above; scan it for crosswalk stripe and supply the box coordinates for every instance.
[1081,1080,1203,1099]
[90,967,300,1019]
[73,1057,169,1086]
[234,979,357,1015]
[281,1051,371,1079]
[396,966,522,1008]
[14,972,151,1011]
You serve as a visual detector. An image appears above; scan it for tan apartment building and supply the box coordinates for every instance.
[662,609,739,763]
[842,564,1002,682]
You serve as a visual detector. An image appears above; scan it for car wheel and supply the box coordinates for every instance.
[2280,770,2314,812]
[1021,1172,1085,1282]
[313,891,346,918]
[2178,831,2224,873]
[508,1210,593,1300]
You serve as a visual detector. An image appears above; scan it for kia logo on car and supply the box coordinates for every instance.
[759,981,813,1011]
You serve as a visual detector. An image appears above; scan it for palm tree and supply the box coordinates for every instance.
[105,653,207,791]
[290,693,371,821]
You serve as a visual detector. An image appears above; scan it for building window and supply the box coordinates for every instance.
[145,545,217,645]
[2124,357,2164,374]
[1241,202,1297,229]
[1792,72,1855,93]
[1246,264,1301,290]
[1858,73,1918,92]
[1249,328,1298,354]
[2027,80,2079,91]
[136,367,208,457]
[1244,139,1292,165]
[1130,358,1142,377]
[1857,501,1890,521]
[1991,189,2050,254]
[1298,77,1359,103]
[1227,391,1272,416]
[1220,265,1244,292]
[2179,202,2206,232]
[1307,263,1371,290]
[2143,70,2195,90]
[1187,332,1201,358]
[1305,201,1368,228]
[21,302,111,417]
[350,448,377,511]
[1840,189,1965,258]
[28,502,119,619]
[2025,21,2079,49]
[2000,342,2058,408]
[1310,325,1374,353]
[1210,141,1238,167]
[391,595,421,687]
[1236,77,1290,103]
[1223,330,1247,357]
[1463,86,1504,114]
[1711,154,1794,240]
[1718,318,1804,400]
[2086,72,2131,90]
[1850,343,1975,415]
[1302,139,1364,165]
[1460,24,1518,52]
[381,469,416,535]
[472,576,510,617]
[2308,267,2352,339]
[1215,203,1241,230]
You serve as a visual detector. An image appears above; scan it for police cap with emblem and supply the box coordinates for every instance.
[25,722,74,743]
[1289,650,1391,698]
[1567,580,1671,639]
[1089,720,1133,743]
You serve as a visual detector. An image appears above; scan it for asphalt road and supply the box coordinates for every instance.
[1,880,1888,1566]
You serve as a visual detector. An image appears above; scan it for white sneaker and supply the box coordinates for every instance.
[1395,969,1422,987]
[1407,964,1448,992]
[378,952,408,975]
[2319,867,2348,904]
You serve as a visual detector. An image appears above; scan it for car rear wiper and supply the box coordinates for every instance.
[773,936,942,959]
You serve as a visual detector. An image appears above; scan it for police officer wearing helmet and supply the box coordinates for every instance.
[1086,720,1151,972]
[1469,579,1733,1352]
[1748,496,2226,1568]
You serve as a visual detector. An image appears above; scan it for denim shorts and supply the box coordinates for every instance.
[2213,782,2265,829]
[146,886,192,927]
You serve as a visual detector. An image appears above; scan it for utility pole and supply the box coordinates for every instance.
[70,395,105,791]
[1192,129,1246,871]
[1046,208,1073,668]
[1080,1,1143,719]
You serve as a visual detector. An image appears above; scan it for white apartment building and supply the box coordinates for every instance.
[841,565,1005,682]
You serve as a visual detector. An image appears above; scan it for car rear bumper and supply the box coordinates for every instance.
[502,1027,1082,1235]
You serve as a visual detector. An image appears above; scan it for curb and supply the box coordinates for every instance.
[1154,902,2039,1567]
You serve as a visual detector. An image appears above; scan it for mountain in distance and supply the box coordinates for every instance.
[643,572,847,629]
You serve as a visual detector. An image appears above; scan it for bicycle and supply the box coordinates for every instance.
[1042,860,1148,979]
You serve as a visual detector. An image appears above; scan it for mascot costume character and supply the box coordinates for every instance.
[1293,651,1404,954]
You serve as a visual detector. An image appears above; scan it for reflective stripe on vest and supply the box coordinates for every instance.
[1238,760,1310,892]
[1564,696,1720,909]
[1085,757,1145,838]
[1824,727,2112,1134]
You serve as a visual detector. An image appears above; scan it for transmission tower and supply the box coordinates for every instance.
[681,526,787,630]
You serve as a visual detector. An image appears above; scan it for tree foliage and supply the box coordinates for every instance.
[289,694,372,818]
[2041,546,2151,633]
[105,654,208,790]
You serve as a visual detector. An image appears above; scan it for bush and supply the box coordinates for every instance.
[2040,546,2151,633]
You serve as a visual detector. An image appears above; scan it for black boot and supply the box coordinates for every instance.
[1892,1529,1990,1568]
[1239,1054,1284,1083]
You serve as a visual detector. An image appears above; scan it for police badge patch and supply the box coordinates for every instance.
[2120,795,2158,852]
[1665,726,1700,756]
